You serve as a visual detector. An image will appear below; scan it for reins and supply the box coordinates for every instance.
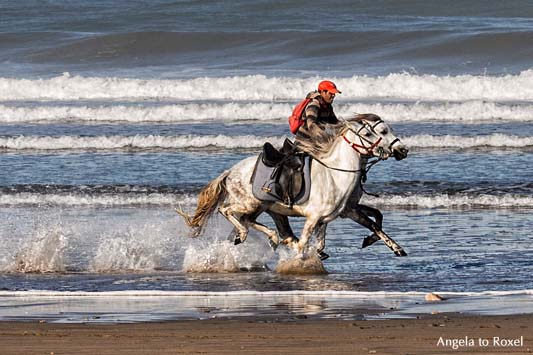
[311,155,382,196]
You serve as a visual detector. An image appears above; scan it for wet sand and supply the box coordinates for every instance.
[0,314,531,355]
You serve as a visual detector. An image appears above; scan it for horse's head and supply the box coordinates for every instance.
[343,114,409,160]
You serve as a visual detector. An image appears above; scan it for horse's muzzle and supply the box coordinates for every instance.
[393,146,409,160]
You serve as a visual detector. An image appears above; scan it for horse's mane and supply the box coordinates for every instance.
[296,113,382,159]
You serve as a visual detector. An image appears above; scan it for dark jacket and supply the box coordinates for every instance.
[294,91,338,151]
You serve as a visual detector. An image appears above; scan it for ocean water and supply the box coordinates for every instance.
[1,1,533,322]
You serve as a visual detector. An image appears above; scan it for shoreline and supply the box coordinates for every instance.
[1,289,532,324]
[0,314,531,355]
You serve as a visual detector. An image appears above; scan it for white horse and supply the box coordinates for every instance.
[266,114,409,259]
[178,114,408,257]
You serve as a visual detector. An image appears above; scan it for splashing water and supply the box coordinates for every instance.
[89,222,173,273]
[181,215,275,274]
[90,237,162,273]
[9,227,69,273]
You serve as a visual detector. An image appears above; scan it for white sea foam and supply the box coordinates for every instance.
[0,134,285,151]
[0,102,291,123]
[404,133,533,148]
[0,193,195,206]
[363,194,533,209]
[1,133,531,151]
[2,100,533,124]
[1,192,531,209]
[2,71,533,101]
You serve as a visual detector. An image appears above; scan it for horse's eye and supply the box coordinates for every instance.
[364,131,371,137]
[381,129,388,135]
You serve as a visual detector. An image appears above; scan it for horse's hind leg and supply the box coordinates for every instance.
[246,219,280,250]
[220,205,280,249]
[266,211,299,244]
[219,204,250,245]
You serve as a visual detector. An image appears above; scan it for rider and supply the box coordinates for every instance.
[294,80,342,152]
[288,80,342,260]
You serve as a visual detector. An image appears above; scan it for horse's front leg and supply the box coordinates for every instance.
[294,218,320,257]
[355,204,383,248]
[357,204,383,229]
[341,206,407,257]
[315,223,329,260]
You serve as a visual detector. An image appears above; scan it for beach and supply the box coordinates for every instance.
[1,314,531,355]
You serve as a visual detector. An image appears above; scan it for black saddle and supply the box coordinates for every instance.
[262,139,299,167]
[251,139,311,207]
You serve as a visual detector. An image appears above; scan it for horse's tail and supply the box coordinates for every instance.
[176,170,230,237]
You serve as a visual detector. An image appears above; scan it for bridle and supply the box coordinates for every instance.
[310,119,388,174]
[342,120,384,157]
[312,118,401,196]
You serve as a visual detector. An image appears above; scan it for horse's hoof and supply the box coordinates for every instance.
[281,236,299,246]
[318,251,330,261]
[269,239,278,251]
[234,237,242,245]
[394,249,407,257]
[362,234,380,248]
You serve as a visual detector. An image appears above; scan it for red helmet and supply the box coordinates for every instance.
[318,80,341,94]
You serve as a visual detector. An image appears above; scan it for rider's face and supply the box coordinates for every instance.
[320,90,335,104]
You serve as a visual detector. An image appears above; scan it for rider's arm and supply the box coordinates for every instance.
[303,99,320,123]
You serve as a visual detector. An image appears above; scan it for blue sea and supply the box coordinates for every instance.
[1,1,533,322]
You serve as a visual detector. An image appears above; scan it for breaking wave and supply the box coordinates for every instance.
[0,134,285,151]
[364,193,533,209]
[2,100,533,124]
[1,133,532,152]
[2,71,533,101]
[0,192,194,207]
[1,191,532,209]
[404,133,533,149]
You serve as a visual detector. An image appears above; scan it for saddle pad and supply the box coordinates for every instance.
[251,154,312,205]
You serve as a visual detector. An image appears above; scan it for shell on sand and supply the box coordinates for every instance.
[276,254,328,275]
[425,292,444,302]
